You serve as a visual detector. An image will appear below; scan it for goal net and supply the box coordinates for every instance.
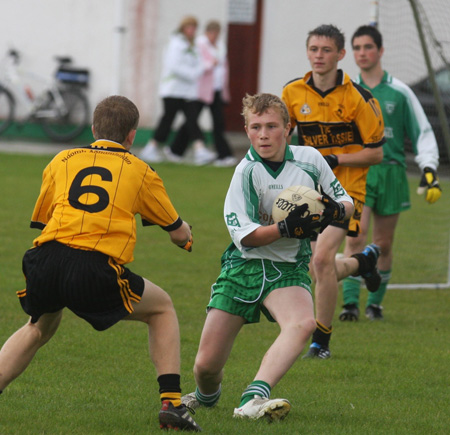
[369,1,450,290]
[377,0,450,165]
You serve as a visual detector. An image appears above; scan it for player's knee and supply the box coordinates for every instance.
[312,251,334,274]
[194,357,220,382]
[31,312,61,344]
[289,316,316,338]
[305,316,317,337]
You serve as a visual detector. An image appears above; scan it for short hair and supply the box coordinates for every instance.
[351,25,383,49]
[241,93,290,127]
[177,16,198,33]
[93,96,139,144]
[306,24,345,51]
[205,20,221,33]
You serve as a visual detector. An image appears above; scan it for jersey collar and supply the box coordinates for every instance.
[305,69,347,97]
[90,140,130,152]
[357,70,391,88]
[246,144,294,162]
[246,145,294,178]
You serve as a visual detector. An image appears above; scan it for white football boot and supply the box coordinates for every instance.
[181,392,201,410]
[233,396,291,421]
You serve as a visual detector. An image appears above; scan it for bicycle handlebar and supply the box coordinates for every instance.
[55,56,73,65]
[7,49,73,66]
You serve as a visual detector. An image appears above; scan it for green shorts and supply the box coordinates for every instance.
[365,164,411,216]
[208,259,311,324]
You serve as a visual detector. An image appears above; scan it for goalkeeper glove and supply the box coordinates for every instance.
[319,191,346,231]
[417,167,442,204]
[278,203,322,239]
[323,154,339,169]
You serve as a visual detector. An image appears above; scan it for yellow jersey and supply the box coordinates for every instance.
[282,70,385,202]
[30,140,181,264]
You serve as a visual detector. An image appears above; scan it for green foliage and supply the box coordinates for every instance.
[0,153,449,434]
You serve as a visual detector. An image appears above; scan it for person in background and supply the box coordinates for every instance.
[166,20,237,167]
[140,16,215,166]
[340,25,441,321]
[0,96,201,432]
[282,24,385,359]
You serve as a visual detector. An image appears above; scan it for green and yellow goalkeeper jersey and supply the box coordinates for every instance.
[30,140,181,264]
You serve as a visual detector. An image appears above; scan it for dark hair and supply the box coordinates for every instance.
[241,93,289,126]
[351,25,383,49]
[307,24,345,51]
[93,96,139,144]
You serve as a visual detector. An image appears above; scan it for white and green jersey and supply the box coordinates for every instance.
[355,71,439,170]
[222,145,352,267]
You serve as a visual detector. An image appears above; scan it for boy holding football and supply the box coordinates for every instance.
[0,96,201,432]
[181,93,379,421]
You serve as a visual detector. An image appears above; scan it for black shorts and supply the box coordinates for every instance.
[18,242,145,331]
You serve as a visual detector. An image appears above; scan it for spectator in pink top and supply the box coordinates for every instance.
[168,20,237,167]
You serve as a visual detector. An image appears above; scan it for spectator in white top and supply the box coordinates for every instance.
[168,20,237,167]
[141,16,215,165]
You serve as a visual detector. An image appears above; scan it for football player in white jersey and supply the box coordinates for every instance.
[181,93,378,421]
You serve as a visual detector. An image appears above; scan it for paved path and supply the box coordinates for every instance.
[0,136,447,178]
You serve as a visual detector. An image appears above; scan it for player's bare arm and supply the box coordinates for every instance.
[169,221,193,250]
[333,146,383,167]
[241,224,282,247]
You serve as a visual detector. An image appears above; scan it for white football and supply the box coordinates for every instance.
[272,185,325,227]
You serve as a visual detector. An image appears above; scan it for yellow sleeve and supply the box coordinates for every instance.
[281,86,297,131]
[356,96,385,148]
[139,171,180,229]
[30,161,57,228]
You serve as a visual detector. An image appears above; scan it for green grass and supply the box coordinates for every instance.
[0,153,449,434]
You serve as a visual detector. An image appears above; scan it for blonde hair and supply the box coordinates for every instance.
[177,16,198,33]
[241,93,290,126]
[205,20,221,33]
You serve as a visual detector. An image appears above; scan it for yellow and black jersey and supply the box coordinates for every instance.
[282,70,385,202]
[30,140,181,264]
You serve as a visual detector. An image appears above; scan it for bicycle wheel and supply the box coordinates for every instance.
[40,87,90,142]
[0,85,15,135]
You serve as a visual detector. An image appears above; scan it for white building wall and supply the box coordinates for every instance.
[0,0,378,130]
[260,1,372,96]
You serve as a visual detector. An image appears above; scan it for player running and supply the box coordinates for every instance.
[181,93,379,421]
[0,96,201,432]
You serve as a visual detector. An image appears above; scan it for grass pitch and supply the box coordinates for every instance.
[0,152,449,434]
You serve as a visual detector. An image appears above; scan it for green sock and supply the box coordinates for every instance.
[367,270,391,306]
[342,276,362,306]
[195,385,221,407]
[239,380,271,407]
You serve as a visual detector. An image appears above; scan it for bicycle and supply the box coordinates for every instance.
[0,49,90,142]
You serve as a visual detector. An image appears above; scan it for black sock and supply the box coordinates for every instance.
[157,374,181,395]
[312,321,332,347]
